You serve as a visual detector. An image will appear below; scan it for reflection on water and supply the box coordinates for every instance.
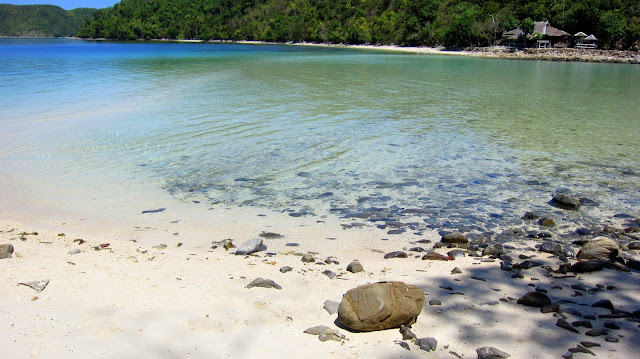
[1,39,639,234]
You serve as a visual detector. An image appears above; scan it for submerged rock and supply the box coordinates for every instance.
[551,194,581,210]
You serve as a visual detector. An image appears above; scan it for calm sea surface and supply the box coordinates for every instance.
[1,38,639,234]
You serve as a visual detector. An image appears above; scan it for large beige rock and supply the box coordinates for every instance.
[337,281,425,332]
[576,237,619,260]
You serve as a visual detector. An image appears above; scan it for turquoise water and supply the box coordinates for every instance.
[1,38,639,233]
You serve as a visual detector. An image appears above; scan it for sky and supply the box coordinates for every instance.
[1,0,120,9]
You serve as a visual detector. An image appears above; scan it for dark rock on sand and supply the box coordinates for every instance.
[422,252,449,261]
[451,267,462,274]
[245,278,282,290]
[539,242,563,254]
[301,253,316,263]
[346,261,364,273]
[447,249,466,258]
[517,292,551,307]
[395,340,411,350]
[322,270,336,279]
[234,238,264,255]
[279,266,293,273]
[482,243,503,257]
[604,322,621,330]
[429,299,442,306]
[259,231,283,239]
[384,251,408,259]
[441,232,468,244]
[556,319,580,333]
[0,243,14,259]
[476,346,511,359]
[572,260,604,273]
[337,281,425,332]
[604,335,619,342]
[538,217,556,227]
[551,194,581,210]
[518,260,543,269]
[572,320,593,328]
[592,299,615,311]
[585,329,609,337]
[580,341,600,348]
[540,303,560,313]
[568,346,595,355]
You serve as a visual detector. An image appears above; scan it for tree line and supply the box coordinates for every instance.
[38,1,640,49]
[0,4,95,37]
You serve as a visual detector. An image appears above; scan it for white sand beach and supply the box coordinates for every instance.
[2,208,639,359]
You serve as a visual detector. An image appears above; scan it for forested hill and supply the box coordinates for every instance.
[78,0,639,49]
[0,4,96,37]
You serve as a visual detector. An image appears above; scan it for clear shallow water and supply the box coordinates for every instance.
[1,39,639,234]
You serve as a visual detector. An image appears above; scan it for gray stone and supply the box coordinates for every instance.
[346,260,364,273]
[399,325,417,340]
[68,248,81,255]
[585,329,609,337]
[18,279,50,292]
[482,243,503,257]
[551,193,581,210]
[476,346,511,359]
[429,299,441,306]
[415,337,437,352]
[324,300,340,315]
[592,299,615,311]
[279,266,293,273]
[245,277,281,290]
[447,249,466,258]
[604,335,619,343]
[395,340,411,350]
[441,232,468,244]
[322,270,336,279]
[337,281,425,332]
[0,243,14,259]
[234,238,264,256]
[517,292,551,307]
[539,242,563,254]
[580,341,600,348]
[301,253,315,263]
[451,267,462,274]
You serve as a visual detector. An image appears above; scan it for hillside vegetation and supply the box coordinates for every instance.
[15,0,633,49]
[0,4,96,37]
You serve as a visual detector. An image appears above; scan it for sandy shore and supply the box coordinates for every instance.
[2,209,639,359]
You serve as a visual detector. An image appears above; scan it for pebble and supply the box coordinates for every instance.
[422,252,449,261]
[303,325,331,335]
[301,253,315,263]
[539,242,562,254]
[68,248,81,255]
[18,279,50,292]
[441,232,468,244]
[0,243,14,259]
[568,346,595,355]
[279,266,293,273]
[447,250,466,258]
[604,322,620,330]
[519,260,542,269]
[551,193,581,210]
[580,341,600,348]
[604,335,619,343]
[322,270,336,279]
[540,303,560,313]
[318,329,346,342]
[572,320,593,328]
[585,328,609,337]
[451,267,462,274]
[471,276,487,282]
[346,260,364,273]
[556,319,580,333]
[429,299,442,306]
[384,251,408,259]
[394,340,410,350]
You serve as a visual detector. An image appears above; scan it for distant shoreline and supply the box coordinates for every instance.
[4,36,639,64]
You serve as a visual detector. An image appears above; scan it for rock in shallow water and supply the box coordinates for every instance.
[337,281,424,332]
[551,193,581,210]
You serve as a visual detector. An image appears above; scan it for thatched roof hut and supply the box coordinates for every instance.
[533,21,570,37]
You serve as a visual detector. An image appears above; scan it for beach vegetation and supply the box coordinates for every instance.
[20,0,638,50]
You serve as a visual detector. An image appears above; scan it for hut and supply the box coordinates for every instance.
[502,28,525,48]
[531,21,570,48]
[575,32,598,48]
